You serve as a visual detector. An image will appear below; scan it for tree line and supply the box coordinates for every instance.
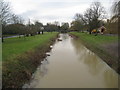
[70,1,119,34]
[0,0,119,42]
[0,0,70,42]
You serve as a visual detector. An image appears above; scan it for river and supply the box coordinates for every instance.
[23,34,118,88]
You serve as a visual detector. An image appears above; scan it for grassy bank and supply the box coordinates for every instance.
[3,32,58,61]
[2,32,58,88]
[70,32,119,73]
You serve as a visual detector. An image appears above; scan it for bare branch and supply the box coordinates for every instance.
[0,0,11,25]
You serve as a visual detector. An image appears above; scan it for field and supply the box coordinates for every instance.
[3,32,58,61]
[70,32,118,44]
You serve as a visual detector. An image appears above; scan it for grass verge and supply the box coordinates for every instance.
[2,32,59,88]
[69,32,119,74]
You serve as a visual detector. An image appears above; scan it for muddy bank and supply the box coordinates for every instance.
[101,42,118,58]
[2,34,59,88]
[69,33,119,74]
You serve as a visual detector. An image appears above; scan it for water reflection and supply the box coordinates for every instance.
[104,69,118,88]
[71,38,103,75]
[60,34,68,40]
[23,34,118,88]
[23,58,49,88]
[71,36,118,87]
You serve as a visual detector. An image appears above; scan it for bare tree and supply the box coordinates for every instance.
[91,2,106,19]
[112,1,120,17]
[74,13,87,25]
[0,0,12,42]
[84,8,94,34]
[84,2,106,34]
[34,20,43,34]
[71,14,85,32]
[0,0,11,25]
[10,14,24,24]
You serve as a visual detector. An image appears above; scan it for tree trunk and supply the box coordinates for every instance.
[42,31,43,34]
[89,31,91,34]
[38,31,40,34]
[2,36,4,42]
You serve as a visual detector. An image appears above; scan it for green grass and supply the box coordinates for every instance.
[70,32,118,45]
[3,32,58,88]
[3,32,58,61]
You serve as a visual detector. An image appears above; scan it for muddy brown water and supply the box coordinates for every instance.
[23,34,118,88]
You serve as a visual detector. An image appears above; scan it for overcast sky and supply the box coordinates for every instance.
[5,0,115,25]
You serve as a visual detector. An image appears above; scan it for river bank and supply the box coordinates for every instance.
[69,32,119,74]
[2,32,58,88]
[23,34,118,88]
